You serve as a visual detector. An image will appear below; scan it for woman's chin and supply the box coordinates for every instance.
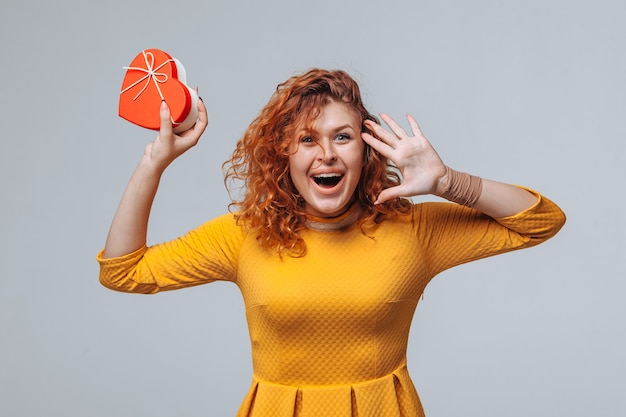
[304,198,354,218]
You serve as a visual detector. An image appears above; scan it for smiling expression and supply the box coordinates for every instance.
[289,100,365,218]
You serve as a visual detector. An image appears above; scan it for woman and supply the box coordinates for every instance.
[98,69,565,416]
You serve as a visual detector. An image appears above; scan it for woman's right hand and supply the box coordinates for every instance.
[145,98,208,172]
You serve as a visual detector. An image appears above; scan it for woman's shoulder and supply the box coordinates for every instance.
[196,211,247,235]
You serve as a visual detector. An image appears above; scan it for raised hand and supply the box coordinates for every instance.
[145,97,208,172]
[362,113,447,204]
[103,96,208,258]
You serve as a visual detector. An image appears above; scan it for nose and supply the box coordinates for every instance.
[317,140,337,163]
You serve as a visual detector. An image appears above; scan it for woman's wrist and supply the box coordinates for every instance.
[138,152,170,178]
[436,166,483,207]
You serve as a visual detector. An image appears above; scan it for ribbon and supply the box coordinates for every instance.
[120,50,175,101]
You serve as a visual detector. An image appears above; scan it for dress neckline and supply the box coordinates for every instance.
[305,204,362,232]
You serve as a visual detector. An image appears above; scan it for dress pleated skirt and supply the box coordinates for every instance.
[236,365,425,417]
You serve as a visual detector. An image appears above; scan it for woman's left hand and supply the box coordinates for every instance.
[363,113,447,204]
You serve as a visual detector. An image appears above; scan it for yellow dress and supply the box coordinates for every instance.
[98,189,565,417]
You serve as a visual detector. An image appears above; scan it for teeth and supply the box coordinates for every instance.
[313,173,343,187]
[314,173,342,178]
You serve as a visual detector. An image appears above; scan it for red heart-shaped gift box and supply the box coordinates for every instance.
[119,49,198,133]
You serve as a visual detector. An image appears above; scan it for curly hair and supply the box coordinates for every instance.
[223,68,411,256]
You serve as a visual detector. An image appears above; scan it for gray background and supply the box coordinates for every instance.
[1,0,624,416]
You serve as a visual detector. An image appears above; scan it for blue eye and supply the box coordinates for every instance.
[335,133,350,141]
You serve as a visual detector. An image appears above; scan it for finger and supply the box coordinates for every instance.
[190,96,208,136]
[380,113,410,139]
[406,113,424,138]
[364,119,398,149]
[196,95,208,128]
[362,131,397,160]
[374,185,406,205]
[184,97,208,146]
[159,100,174,139]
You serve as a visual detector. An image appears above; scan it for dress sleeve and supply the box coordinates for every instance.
[413,187,566,276]
[96,213,246,294]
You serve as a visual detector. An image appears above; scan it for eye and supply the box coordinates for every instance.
[300,136,313,143]
[335,133,351,142]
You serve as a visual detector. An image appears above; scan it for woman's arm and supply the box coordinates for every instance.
[471,178,538,218]
[362,113,538,217]
[102,99,208,259]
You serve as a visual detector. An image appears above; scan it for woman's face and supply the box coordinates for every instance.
[289,100,364,218]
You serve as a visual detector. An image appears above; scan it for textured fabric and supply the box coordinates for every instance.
[98,188,565,416]
[438,166,482,207]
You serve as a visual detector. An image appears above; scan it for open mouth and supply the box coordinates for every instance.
[313,173,343,188]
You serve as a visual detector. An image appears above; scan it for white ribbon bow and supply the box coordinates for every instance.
[120,50,174,101]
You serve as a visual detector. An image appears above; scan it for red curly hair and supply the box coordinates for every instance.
[223,68,411,256]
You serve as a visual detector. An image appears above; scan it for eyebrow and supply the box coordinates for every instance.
[330,124,358,133]
[298,123,358,139]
